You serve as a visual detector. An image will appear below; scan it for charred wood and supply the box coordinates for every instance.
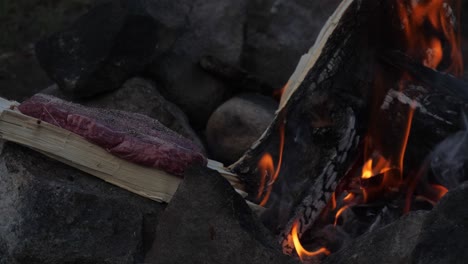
[380,51,468,101]
[230,0,394,254]
[380,82,468,172]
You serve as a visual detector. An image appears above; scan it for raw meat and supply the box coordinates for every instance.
[18,94,207,175]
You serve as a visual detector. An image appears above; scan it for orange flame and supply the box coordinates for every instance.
[291,221,331,262]
[418,184,449,206]
[361,158,392,180]
[257,123,285,206]
[334,205,350,227]
[343,193,355,203]
[361,187,368,204]
[257,154,275,201]
[398,0,463,75]
[330,192,337,210]
[431,184,449,200]
[399,106,415,170]
[361,105,415,201]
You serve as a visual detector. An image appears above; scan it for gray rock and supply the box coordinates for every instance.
[0,142,165,264]
[148,0,248,128]
[411,182,468,264]
[242,0,341,88]
[35,0,188,98]
[0,47,52,101]
[42,78,205,151]
[150,56,229,129]
[206,94,277,165]
[145,165,298,264]
[323,211,429,264]
[324,182,468,264]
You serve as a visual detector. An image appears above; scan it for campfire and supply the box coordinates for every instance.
[232,0,467,262]
[0,0,467,263]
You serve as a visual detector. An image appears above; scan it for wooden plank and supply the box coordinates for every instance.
[0,99,263,212]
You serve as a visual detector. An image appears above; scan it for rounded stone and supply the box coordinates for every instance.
[206,94,277,165]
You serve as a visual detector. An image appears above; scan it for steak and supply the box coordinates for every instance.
[18,94,207,175]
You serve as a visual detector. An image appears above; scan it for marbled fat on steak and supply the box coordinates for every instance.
[18,94,207,175]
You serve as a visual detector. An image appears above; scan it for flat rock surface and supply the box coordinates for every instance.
[145,165,298,264]
[0,142,165,264]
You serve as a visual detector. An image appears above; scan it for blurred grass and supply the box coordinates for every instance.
[0,0,93,52]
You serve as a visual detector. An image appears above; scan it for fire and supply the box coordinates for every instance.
[355,0,458,217]
[361,158,392,180]
[331,192,337,210]
[257,154,275,203]
[424,38,443,69]
[291,221,331,262]
[258,0,461,259]
[398,0,463,75]
[343,192,354,203]
[334,205,350,226]
[257,123,285,206]
[430,184,449,200]
[416,184,449,206]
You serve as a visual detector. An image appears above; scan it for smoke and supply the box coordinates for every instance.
[429,112,468,190]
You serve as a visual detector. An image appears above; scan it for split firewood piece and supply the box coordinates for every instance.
[230,0,391,254]
[0,97,264,213]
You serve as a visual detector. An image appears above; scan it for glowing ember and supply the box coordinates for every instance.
[291,221,331,262]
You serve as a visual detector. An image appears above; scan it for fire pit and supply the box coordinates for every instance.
[0,0,467,263]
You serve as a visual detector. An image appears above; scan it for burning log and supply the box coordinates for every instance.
[230,0,386,255]
[230,0,467,259]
